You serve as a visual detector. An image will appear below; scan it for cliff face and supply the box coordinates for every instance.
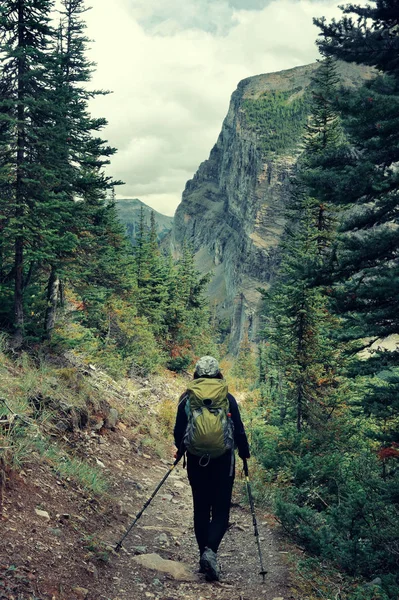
[172,62,373,350]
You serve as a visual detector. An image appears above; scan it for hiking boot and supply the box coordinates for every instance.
[199,547,220,582]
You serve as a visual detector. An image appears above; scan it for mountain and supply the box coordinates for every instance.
[172,61,374,351]
[116,198,174,244]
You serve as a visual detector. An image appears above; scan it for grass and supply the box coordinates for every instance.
[0,337,182,496]
[81,533,112,563]
[0,343,109,494]
[1,415,108,494]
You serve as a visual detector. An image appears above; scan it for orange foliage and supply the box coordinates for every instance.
[378,447,399,460]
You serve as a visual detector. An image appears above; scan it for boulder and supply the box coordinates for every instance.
[105,408,119,429]
[132,553,196,581]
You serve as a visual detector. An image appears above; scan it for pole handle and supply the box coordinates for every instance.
[243,457,249,477]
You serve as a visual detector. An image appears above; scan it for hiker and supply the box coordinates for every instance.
[173,356,250,581]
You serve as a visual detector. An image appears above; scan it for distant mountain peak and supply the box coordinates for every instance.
[116,198,174,244]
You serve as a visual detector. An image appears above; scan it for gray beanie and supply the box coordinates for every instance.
[195,356,220,377]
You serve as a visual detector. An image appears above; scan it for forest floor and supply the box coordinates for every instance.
[0,365,302,600]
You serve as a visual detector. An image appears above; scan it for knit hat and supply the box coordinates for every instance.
[195,356,220,378]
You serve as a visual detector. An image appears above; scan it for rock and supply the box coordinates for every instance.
[49,528,62,537]
[133,546,148,555]
[173,481,186,489]
[366,578,382,587]
[105,408,119,429]
[172,63,371,352]
[272,597,285,600]
[35,508,50,520]
[91,417,104,431]
[154,533,169,547]
[141,525,184,535]
[86,563,99,579]
[95,458,106,468]
[133,553,196,581]
[73,587,89,599]
[160,493,173,502]
[121,437,130,449]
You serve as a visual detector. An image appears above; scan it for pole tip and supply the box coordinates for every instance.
[260,570,267,582]
[114,543,122,553]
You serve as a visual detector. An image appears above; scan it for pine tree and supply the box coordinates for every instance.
[0,0,56,343]
[43,0,127,337]
[133,209,169,335]
[315,0,399,451]
[263,59,346,431]
[299,57,345,258]
[165,241,213,371]
[265,192,343,431]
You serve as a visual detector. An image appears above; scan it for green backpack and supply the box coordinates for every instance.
[183,378,234,458]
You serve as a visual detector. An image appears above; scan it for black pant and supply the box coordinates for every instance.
[187,450,235,556]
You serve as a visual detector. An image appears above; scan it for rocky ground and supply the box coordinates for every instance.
[1,366,299,600]
[1,422,299,600]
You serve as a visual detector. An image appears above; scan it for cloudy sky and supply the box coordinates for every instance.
[84,0,345,216]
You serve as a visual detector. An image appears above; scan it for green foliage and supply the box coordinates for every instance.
[163,241,217,371]
[254,52,399,599]
[0,2,219,377]
[231,333,258,382]
[242,88,310,156]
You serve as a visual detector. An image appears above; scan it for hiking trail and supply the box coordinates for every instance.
[1,370,298,600]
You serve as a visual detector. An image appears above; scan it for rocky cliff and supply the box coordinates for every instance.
[172,61,373,351]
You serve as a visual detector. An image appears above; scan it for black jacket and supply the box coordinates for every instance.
[174,392,250,459]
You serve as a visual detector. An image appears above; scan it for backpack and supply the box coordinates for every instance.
[183,378,234,458]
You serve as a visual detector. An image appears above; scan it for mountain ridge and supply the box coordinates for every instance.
[116,198,174,244]
[172,61,375,350]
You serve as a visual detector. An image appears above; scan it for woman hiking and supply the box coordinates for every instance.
[173,356,250,581]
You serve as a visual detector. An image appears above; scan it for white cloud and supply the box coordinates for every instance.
[85,0,345,216]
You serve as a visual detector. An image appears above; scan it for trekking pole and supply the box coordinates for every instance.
[243,458,267,582]
[114,454,182,552]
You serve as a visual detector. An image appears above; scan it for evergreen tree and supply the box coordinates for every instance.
[263,59,346,431]
[165,241,214,371]
[300,57,346,259]
[315,0,399,451]
[45,0,127,336]
[133,209,169,335]
[0,0,128,340]
[0,0,56,342]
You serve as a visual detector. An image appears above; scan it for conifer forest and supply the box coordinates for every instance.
[0,1,398,599]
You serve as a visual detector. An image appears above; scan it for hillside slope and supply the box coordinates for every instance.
[0,352,294,600]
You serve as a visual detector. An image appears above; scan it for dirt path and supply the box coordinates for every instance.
[1,427,297,600]
[97,450,295,600]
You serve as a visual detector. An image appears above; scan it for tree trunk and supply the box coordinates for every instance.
[13,0,26,346]
[45,268,60,338]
